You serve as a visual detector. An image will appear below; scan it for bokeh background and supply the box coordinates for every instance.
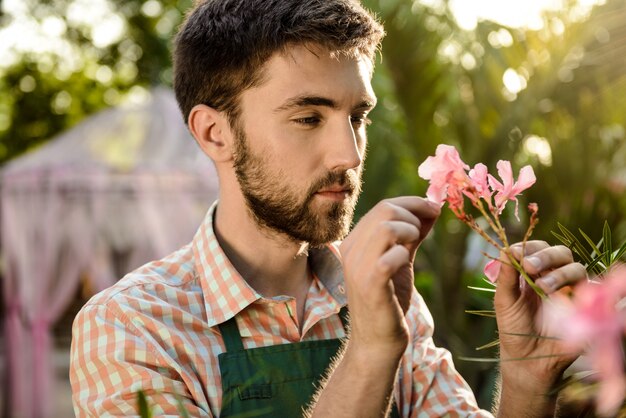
[1,0,626,416]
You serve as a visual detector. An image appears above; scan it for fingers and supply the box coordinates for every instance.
[342,197,439,255]
[535,262,587,294]
[494,251,522,306]
[371,221,421,253]
[384,197,440,245]
[340,196,440,294]
[512,242,572,275]
[369,197,440,251]
[376,245,411,278]
[382,196,441,220]
[507,241,587,294]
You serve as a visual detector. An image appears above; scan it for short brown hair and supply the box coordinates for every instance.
[173,0,384,124]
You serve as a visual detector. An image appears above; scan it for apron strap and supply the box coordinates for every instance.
[219,316,245,352]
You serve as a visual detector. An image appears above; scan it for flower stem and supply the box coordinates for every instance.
[504,249,547,299]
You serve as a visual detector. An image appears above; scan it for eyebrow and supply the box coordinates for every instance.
[273,95,377,113]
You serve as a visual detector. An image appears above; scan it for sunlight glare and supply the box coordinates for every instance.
[503,68,527,94]
[523,135,553,166]
[447,0,604,30]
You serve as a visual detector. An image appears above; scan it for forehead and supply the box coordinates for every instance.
[243,44,376,109]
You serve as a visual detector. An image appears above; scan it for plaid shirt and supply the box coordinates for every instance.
[70,202,492,417]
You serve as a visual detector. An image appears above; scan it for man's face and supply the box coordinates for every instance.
[232,45,376,246]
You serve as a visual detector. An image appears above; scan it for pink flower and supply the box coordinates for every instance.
[484,259,501,283]
[488,160,536,219]
[418,144,469,204]
[543,264,626,416]
[468,163,492,199]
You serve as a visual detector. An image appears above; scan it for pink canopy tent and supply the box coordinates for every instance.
[0,88,219,417]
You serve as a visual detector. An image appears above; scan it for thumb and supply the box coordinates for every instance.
[494,249,523,309]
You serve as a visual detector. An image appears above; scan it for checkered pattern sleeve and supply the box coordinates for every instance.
[70,302,212,417]
[398,290,495,418]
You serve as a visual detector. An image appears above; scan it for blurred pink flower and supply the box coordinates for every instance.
[418,144,469,204]
[484,259,501,283]
[543,264,626,416]
[488,160,536,219]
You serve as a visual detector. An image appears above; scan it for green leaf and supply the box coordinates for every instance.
[556,223,593,266]
[586,255,608,274]
[137,390,152,418]
[603,221,612,267]
[465,310,496,318]
[498,331,561,340]
[551,231,569,246]
[612,239,626,263]
[459,353,576,362]
[467,286,496,293]
[457,356,500,363]
[475,339,500,350]
[480,277,497,287]
[577,228,602,259]
[498,353,576,362]
[175,394,191,418]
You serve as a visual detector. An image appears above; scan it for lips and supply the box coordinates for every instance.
[316,184,354,195]
[317,187,351,194]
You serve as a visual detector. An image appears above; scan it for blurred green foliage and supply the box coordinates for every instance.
[2,0,626,409]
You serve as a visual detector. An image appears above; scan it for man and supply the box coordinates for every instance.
[70,0,586,416]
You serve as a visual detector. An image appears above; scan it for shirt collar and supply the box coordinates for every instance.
[192,201,347,328]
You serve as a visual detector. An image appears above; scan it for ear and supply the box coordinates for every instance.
[188,104,234,163]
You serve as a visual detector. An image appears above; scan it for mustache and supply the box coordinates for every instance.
[306,170,361,198]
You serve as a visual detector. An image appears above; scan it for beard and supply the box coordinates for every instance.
[232,125,362,247]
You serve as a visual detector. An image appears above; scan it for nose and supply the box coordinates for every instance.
[325,118,364,172]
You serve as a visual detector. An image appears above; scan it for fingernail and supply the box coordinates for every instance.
[525,256,542,269]
[537,275,556,292]
[510,246,522,258]
[428,200,442,210]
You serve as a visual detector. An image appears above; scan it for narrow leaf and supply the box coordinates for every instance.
[498,353,577,362]
[557,223,593,265]
[612,240,626,263]
[465,310,496,318]
[577,228,602,259]
[460,354,573,362]
[175,394,191,418]
[586,257,607,275]
[551,231,569,246]
[137,390,152,418]
[603,221,612,267]
[458,356,501,363]
[476,339,500,351]
[498,331,561,340]
[467,286,496,293]
[480,277,497,287]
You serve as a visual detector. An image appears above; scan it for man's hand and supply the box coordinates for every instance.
[307,197,439,418]
[339,196,440,356]
[494,241,587,418]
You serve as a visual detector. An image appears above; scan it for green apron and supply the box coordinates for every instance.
[217,307,401,418]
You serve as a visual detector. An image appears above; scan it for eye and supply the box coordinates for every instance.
[350,114,372,127]
[293,116,321,126]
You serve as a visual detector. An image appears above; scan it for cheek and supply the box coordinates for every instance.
[274,139,325,173]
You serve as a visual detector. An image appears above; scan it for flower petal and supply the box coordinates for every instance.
[417,156,437,180]
[511,165,536,194]
[469,163,491,198]
[484,259,501,283]
[487,174,503,192]
[496,160,514,191]
[426,184,447,205]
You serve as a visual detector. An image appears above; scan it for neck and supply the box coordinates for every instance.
[213,196,312,299]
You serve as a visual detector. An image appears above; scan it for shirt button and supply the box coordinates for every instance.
[337,284,345,294]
